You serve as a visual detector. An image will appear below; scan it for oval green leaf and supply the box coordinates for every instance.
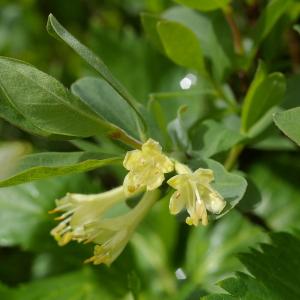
[0,56,114,138]
[157,20,206,75]
[71,77,140,140]
[253,0,293,46]
[273,107,300,146]
[47,14,145,133]
[174,0,231,11]
[0,152,122,187]
[242,62,286,133]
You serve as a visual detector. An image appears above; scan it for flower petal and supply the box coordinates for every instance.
[204,190,226,214]
[194,168,214,184]
[142,138,162,153]
[123,150,143,170]
[167,174,188,189]
[158,156,174,173]
[169,190,185,214]
[175,162,192,175]
[146,169,165,190]
[123,172,140,196]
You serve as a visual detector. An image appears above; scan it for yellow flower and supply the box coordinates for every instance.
[123,138,174,195]
[50,186,160,265]
[167,162,225,226]
[84,190,160,265]
[50,186,126,246]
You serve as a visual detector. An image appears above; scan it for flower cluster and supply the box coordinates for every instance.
[50,138,226,265]
[123,139,174,195]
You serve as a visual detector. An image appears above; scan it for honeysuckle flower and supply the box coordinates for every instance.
[123,138,174,195]
[167,162,225,226]
[50,185,160,266]
[84,190,160,265]
[50,186,126,246]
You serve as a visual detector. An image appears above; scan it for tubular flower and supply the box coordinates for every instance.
[50,186,126,246]
[167,162,226,226]
[123,138,174,195]
[84,190,160,265]
[50,186,160,265]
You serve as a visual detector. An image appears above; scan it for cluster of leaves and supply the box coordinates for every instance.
[0,0,300,299]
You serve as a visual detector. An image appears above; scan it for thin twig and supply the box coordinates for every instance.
[223,6,244,55]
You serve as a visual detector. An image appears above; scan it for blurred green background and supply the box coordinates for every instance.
[1,0,300,299]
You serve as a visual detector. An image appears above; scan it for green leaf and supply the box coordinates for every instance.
[71,77,139,139]
[163,6,231,80]
[249,156,300,230]
[157,20,206,75]
[185,211,265,287]
[14,268,129,300]
[140,13,164,53]
[0,152,121,187]
[239,233,300,299]
[0,56,114,138]
[206,233,300,300]
[174,0,231,12]
[167,105,191,152]
[47,14,145,133]
[190,158,247,218]
[205,273,275,299]
[0,88,52,137]
[191,120,245,157]
[241,62,286,133]
[246,106,281,139]
[282,74,300,109]
[273,107,300,146]
[253,0,293,46]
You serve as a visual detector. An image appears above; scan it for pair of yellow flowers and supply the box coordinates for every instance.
[51,139,226,265]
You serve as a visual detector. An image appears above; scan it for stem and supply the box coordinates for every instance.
[224,144,244,171]
[131,189,161,226]
[148,90,216,103]
[207,74,238,111]
[108,129,142,149]
[223,6,244,55]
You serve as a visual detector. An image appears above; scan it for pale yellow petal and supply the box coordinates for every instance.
[167,174,188,189]
[174,161,192,175]
[142,138,162,153]
[146,169,164,190]
[123,172,139,196]
[194,168,214,184]
[204,191,226,214]
[123,150,143,170]
[169,190,185,214]
[158,155,174,173]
